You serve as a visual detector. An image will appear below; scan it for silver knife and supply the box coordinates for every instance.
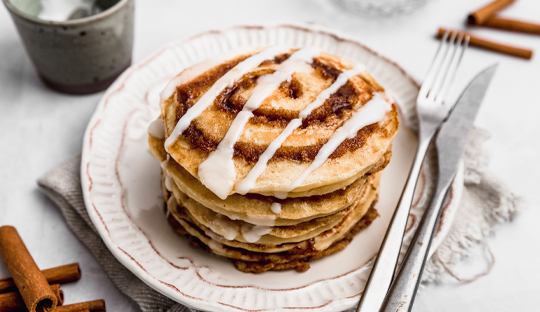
[380,63,498,312]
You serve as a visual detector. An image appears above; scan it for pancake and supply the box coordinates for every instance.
[149,132,391,198]
[158,46,399,198]
[151,133,389,225]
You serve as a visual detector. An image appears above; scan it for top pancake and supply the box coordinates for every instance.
[160,47,399,197]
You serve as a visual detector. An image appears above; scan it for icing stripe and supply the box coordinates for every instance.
[271,203,282,214]
[164,46,292,150]
[198,47,321,199]
[236,64,366,195]
[165,176,174,192]
[148,118,165,139]
[284,93,391,193]
[240,224,272,243]
[159,47,257,104]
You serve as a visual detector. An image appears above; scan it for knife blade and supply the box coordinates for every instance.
[380,63,498,312]
[436,64,497,181]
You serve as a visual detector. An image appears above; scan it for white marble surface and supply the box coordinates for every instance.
[0,0,539,311]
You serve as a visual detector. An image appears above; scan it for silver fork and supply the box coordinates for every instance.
[356,30,469,312]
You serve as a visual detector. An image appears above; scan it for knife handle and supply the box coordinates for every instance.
[380,172,456,312]
[356,136,434,312]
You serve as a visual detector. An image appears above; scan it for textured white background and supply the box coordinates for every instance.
[0,0,539,311]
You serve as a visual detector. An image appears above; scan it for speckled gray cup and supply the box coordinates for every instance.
[3,0,134,94]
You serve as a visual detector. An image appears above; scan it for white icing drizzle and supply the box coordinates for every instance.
[159,47,256,104]
[198,47,321,199]
[148,118,165,139]
[208,239,224,251]
[160,154,170,170]
[273,191,289,200]
[270,202,282,214]
[204,228,225,242]
[236,64,366,195]
[209,215,240,241]
[165,176,174,192]
[240,224,273,243]
[167,196,176,209]
[197,111,252,200]
[284,92,391,192]
[164,45,292,151]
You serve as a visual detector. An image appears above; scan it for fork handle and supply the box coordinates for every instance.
[379,171,456,312]
[356,136,432,312]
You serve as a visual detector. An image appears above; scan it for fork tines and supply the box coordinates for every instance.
[420,30,470,107]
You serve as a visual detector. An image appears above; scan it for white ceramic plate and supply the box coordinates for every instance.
[81,23,464,312]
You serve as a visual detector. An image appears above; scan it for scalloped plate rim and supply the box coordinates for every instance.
[80,22,463,312]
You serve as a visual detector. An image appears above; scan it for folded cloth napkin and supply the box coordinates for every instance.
[37,128,520,312]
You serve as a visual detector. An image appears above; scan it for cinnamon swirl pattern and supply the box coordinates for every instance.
[148,46,399,273]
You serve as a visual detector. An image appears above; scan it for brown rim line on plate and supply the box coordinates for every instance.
[80,23,463,312]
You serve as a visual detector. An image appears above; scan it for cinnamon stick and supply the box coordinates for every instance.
[50,284,64,306]
[0,263,81,294]
[437,27,533,59]
[0,226,57,312]
[54,300,105,312]
[468,0,516,25]
[480,16,540,35]
[0,284,63,312]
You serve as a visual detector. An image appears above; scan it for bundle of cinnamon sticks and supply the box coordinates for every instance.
[437,0,537,59]
[0,226,106,312]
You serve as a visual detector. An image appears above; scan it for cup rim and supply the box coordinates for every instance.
[2,0,131,26]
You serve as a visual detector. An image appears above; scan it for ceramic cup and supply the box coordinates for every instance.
[3,0,134,94]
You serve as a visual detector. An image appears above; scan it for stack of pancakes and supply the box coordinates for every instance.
[148,46,399,273]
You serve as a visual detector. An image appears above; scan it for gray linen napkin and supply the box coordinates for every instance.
[37,129,520,312]
[37,155,196,312]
